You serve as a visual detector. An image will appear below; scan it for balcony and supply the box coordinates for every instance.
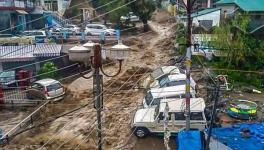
[26,1,34,8]
[0,0,26,10]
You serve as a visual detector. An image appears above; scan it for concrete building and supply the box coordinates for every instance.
[41,0,71,16]
[0,0,36,34]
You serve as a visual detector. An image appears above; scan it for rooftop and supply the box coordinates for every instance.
[159,98,205,112]
[215,0,264,12]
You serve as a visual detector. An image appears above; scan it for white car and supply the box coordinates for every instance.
[150,74,197,90]
[27,78,65,101]
[85,24,116,36]
[120,12,140,22]
[140,66,181,89]
[132,98,207,138]
[21,30,47,43]
[142,85,196,108]
[62,24,80,35]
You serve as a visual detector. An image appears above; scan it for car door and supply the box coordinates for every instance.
[27,83,45,100]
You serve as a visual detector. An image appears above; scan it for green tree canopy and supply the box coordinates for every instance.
[38,62,58,79]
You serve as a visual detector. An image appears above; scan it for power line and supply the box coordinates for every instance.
[0,0,123,59]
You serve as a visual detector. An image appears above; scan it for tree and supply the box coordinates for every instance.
[127,0,156,31]
[38,62,58,79]
[97,0,130,23]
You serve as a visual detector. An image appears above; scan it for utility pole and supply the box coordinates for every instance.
[206,84,220,150]
[163,102,170,150]
[93,44,103,150]
[185,0,192,131]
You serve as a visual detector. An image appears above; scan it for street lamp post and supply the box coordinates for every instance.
[69,40,130,150]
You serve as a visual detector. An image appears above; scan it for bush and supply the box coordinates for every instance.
[38,62,58,79]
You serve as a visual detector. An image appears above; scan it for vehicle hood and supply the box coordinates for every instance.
[106,29,115,32]
[133,108,156,123]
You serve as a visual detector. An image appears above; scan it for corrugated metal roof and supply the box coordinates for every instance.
[0,44,62,62]
[34,44,62,57]
[0,45,35,62]
[180,8,221,19]
[215,0,264,12]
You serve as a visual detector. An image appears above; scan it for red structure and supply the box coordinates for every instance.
[18,70,31,88]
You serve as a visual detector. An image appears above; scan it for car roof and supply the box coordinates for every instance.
[159,98,205,112]
[34,78,60,86]
[161,66,180,74]
[86,24,105,27]
[167,74,186,80]
[149,85,195,98]
[151,66,180,79]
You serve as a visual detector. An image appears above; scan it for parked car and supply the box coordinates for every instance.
[85,24,116,36]
[150,74,197,90]
[0,71,17,89]
[63,24,80,35]
[140,66,181,89]
[26,78,65,101]
[120,12,140,22]
[142,85,196,108]
[0,34,33,45]
[21,30,47,43]
[132,98,207,138]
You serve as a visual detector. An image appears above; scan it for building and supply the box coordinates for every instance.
[41,0,70,15]
[0,0,36,34]
[215,0,264,36]
[179,8,221,30]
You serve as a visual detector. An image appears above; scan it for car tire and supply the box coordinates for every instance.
[134,127,149,138]
[87,32,92,36]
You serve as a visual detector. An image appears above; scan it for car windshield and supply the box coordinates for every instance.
[190,112,204,120]
[145,91,153,105]
[46,83,62,92]
[158,76,170,87]
[0,71,15,78]
[154,105,160,119]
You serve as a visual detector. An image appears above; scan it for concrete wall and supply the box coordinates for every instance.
[216,4,237,16]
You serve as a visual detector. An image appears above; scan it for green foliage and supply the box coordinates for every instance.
[71,7,79,17]
[127,0,156,31]
[38,62,58,79]
[175,23,187,54]
[208,13,264,88]
[97,0,130,23]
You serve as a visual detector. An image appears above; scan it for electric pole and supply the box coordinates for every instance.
[185,0,192,131]
[93,44,103,150]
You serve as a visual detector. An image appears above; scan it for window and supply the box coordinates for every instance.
[152,98,162,105]
[166,80,186,87]
[32,83,44,90]
[96,26,103,29]
[158,112,164,121]
[175,112,185,120]
[190,112,204,120]
[159,76,170,87]
[46,83,62,92]
[145,92,153,105]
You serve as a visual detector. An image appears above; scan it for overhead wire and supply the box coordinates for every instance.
[0,0,123,59]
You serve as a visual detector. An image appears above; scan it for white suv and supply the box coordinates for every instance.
[143,85,196,108]
[85,24,116,36]
[27,78,65,101]
[132,98,207,138]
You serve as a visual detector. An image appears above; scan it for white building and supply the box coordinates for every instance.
[41,0,71,15]
[180,8,221,29]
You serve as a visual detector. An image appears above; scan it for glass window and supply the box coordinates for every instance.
[166,80,186,87]
[190,112,204,120]
[175,112,185,120]
[145,92,153,105]
[152,98,162,105]
[159,76,170,87]
[158,112,164,120]
[46,83,62,92]
[96,26,103,29]
[32,83,44,90]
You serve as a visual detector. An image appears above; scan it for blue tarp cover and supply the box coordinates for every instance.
[211,122,264,150]
[177,130,202,150]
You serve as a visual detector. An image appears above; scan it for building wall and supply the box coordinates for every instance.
[0,11,11,33]
[41,0,70,15]
[193,10,221,27]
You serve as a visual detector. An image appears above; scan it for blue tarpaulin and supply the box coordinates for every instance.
[210,122,264,150]
[177,130,203,150]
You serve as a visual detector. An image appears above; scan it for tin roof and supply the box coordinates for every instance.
[0,44,62,62]
[215,0,264,12]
